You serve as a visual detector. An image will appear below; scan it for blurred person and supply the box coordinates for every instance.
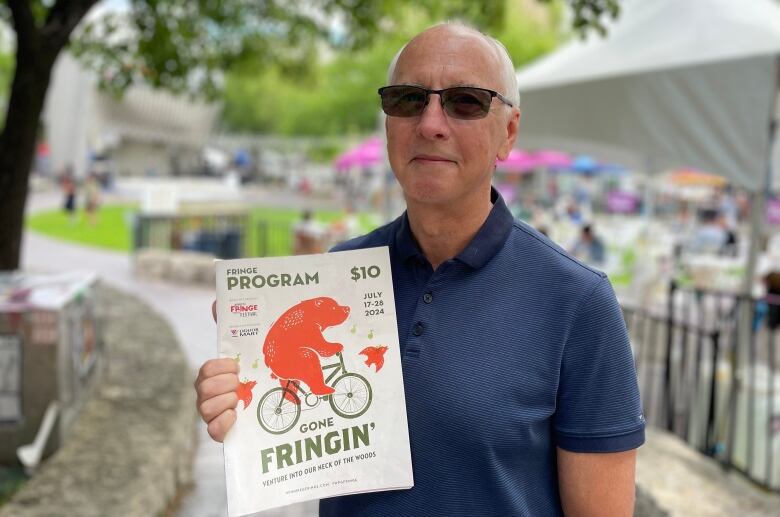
[716,185,738,228]
[571,224,606,265]
[84,173,101,226]
[672,200,694,233]
[722,222,738,257]
[298,176,312,196]
[328,205,361,247]
[573,175,597,214]
[292,209,325,255]
[60,166,77,223]
[690,208,727,254]
[715,186,740,256]
[195,23,642,516]
[529,203,552,235]
[764,271,780,330]
[555,194,587,225]
[736,189,751,221]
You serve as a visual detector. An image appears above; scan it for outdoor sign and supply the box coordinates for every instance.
[0,335,22,422]
[215,247,413,516]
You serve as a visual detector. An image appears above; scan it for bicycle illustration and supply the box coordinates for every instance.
[257,352,372,434]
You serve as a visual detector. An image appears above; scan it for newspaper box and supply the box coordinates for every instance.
[0,272,100,465]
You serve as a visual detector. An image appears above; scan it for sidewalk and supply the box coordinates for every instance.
[637,428,780,516]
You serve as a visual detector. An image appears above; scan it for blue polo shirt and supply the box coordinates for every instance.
[322,189,644,516]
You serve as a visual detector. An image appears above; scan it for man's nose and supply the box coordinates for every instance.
[417,93,450,140]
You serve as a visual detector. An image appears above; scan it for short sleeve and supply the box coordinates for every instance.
[554,276,645,452]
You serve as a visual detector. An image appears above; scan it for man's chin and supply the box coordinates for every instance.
[404,185,456,206]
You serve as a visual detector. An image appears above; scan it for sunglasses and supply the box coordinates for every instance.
[378,85,513,120]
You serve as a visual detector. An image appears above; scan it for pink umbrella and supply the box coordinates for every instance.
[496,149,573,173]
[532,149,572,169]
[335,137,384,171]
[495,149,537,173]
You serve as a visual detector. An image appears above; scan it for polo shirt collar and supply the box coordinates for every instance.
[394,186,514,269]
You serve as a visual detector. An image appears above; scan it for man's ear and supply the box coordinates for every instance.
[496,109,521,160]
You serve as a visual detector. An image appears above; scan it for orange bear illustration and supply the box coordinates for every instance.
[263,297,350,402]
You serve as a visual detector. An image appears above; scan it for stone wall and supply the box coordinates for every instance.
[134,249,216,286]
[0,285,197,517]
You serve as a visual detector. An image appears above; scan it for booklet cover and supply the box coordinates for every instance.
[215,247,413,516]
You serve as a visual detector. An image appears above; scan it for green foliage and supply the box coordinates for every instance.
[571,0,620,37]
[414,0,507,32]
[222,7,412,136]
[307,142,347,164]
[221,1,563,136]
[0,49,14,101]
[59,0,614,108]
[495,1,562,68]
[69,0,414,99]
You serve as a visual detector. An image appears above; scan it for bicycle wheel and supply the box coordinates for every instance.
[329,373,372,418]
[258,387,300,434]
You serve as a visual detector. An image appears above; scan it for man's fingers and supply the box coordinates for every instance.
[207,408,237,443]
[199,391,239,423]
[197,372,240,402]
[195,358,239,387]
[195,357,241,443]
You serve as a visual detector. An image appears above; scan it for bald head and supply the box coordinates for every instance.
[387,23,520,108]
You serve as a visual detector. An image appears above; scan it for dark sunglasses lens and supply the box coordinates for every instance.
[442,88,492,119]
[381,86,427,117]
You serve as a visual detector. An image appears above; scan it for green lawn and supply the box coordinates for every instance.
[26,204,137,251]
[27,204,379,256]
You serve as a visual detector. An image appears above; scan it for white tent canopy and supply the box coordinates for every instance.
[515,0,780,192]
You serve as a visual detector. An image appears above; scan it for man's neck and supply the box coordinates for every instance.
[405,190,494,270]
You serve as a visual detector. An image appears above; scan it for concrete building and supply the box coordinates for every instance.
[42,52,221,180]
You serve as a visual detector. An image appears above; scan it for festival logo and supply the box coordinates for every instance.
[231,303,259,317]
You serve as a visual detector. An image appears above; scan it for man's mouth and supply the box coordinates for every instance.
[412,154,455,163]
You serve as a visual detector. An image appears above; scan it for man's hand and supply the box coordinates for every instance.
[557,448,637,517]
[196,301,239,442]
[195,358,240,442]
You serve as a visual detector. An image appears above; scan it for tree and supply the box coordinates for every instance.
[0,0,407,270]
[0,0,618,270]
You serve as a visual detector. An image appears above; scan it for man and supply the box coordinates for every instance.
[195,23,644,516]
[292,209,326,255]
[571,224,606,265]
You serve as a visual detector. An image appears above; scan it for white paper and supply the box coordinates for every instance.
[215,247,413,516]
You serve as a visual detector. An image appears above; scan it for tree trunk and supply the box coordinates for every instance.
[0,49,57,271]
[0,0,99,271]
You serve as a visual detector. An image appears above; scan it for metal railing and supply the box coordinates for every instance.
[132,213,249,259]
[254,220,294,257]
[132,214,300,259]
[623,281,780,491]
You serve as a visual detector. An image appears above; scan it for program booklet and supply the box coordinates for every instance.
[215,247,413,516]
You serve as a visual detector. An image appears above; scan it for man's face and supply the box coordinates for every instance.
[385,27,520,207]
